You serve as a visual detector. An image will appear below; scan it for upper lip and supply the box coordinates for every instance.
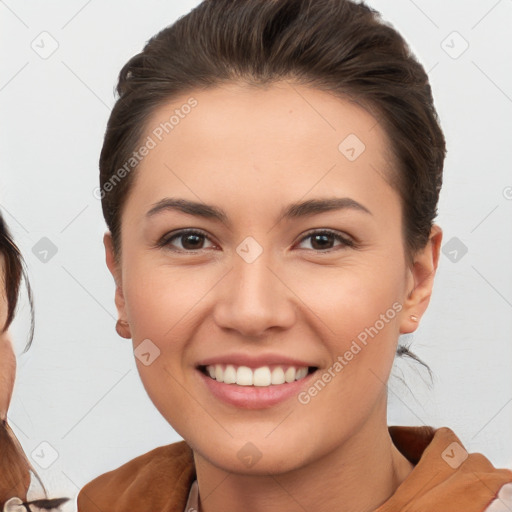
[196,353,319,369]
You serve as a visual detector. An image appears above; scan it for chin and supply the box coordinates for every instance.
[191,433,315,476]
[211,447,307,476]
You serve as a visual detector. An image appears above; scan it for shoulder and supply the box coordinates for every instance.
[383,425,512,512]
[77,440,195,512]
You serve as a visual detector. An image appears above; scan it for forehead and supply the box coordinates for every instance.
[145,80,389,155]
[126,81,398,217]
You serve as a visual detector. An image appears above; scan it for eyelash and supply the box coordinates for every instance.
[157,228,356,253]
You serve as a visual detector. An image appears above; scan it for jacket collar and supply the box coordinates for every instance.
[377,425,512,511]
[77,425,512,512]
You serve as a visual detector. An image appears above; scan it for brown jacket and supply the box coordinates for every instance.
[76,426,512,512]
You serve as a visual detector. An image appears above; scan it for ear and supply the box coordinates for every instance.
[104,232,131,339]
[399,224,443,334]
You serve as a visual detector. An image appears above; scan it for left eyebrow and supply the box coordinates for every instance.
[277,197,372,223]
[146,196,372,225]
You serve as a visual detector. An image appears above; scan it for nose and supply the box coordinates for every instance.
[212,249,296,338]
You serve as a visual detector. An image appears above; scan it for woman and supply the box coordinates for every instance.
[0,216,69,511]
[77,0,512,510]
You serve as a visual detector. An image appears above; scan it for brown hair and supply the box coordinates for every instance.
[0,215,69,510]
[99,0,445,370]
[0,215,33,342]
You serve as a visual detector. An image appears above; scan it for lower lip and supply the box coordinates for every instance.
[197,368,317,409]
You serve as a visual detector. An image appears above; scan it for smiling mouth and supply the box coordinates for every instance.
[198,364,318,387]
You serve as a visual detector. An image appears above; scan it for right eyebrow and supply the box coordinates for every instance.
[146,198,230,225]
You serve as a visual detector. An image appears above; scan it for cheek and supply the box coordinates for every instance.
[121,258,220,411]
[293,257,405,343]
[292,259,405,406]
[121,261,205,435]
[289,263,404,433]
[123,257,213,342]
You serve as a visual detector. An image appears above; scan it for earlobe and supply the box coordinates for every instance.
[115,319,132,339]
[103,232,132,340]
[400,225,443,334]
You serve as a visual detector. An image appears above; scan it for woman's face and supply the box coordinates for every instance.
[106,81,441,474]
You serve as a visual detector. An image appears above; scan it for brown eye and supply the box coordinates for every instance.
[160,229,215,251]
[297,230,354,251]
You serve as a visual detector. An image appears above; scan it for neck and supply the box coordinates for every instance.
[192,399,415,512]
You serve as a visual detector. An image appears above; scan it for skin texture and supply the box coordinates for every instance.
[0,254,16,422]
[105,81,442,512]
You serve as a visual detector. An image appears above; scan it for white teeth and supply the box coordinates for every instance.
[284,367,296,383]
[271,367,285,385]
[223,364,237,384]
[205,364,311,386]
[253,367,271,387]
[236,366,253,386]
[295,367,308,380]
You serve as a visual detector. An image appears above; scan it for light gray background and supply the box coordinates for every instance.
[1,1,511,509]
